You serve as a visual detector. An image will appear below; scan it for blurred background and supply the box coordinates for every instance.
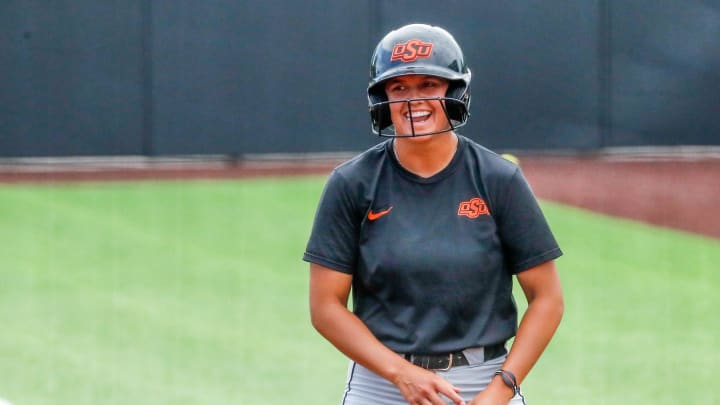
[2,0,719,159]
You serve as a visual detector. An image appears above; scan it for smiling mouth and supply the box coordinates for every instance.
[405,111,431,123]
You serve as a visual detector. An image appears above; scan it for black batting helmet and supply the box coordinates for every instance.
[367,24,472,137]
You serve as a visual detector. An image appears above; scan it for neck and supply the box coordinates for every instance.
[393,132,458,178]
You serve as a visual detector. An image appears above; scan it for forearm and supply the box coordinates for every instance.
[479,286,564,401]
[310,264,466,405]
[311,302,407,382]
[503,293,564,384]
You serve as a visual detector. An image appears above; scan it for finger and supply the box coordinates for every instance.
[438,384,465,405]
[412,391,437,405]
[428,391,452,405]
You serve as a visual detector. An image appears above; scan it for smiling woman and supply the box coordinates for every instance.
[303,23,564,405]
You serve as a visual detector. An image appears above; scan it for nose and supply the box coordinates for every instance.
[405,89,425,105]
[407,86,424,100]
[401,85,414,98]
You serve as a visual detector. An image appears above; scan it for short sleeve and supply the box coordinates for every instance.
[494,168,562,273]
[302,170,361,274]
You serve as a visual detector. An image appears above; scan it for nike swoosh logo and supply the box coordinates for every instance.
[367,206,393,221]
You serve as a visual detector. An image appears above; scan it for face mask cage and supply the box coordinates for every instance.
[370,97,469,138]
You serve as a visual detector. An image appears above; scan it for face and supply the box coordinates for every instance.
[384,75,451,137]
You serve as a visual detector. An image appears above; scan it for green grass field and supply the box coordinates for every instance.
[0,177,718,404]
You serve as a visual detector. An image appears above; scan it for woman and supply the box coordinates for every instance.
[304,23,564,405]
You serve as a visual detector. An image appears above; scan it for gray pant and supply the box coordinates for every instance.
[340,348,526,404]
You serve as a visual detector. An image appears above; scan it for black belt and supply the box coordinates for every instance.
[404,343,506,371]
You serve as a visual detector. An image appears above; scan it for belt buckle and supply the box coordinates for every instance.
[410,353,454,371]
[436,353,453,371]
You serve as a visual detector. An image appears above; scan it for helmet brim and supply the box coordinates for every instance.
[369,65,470,90]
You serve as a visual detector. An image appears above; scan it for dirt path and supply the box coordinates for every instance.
[520,155,720,239]
[2,152,719,239]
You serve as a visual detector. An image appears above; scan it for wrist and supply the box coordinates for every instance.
[493,369,519,399]
[488,376,515,400]
[385,354,414,383]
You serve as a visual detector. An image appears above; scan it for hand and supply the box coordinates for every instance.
[392,362,465,405]
[467,378,514,405]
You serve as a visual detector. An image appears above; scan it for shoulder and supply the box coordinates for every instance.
[318,140,391,208]
[459,135,519,180]
[332,140,390,182]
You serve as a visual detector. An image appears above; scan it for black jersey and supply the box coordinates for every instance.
[303,135,562,354]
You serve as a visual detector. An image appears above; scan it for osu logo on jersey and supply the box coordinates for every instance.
[458,197,490,219]
[390,39,434,63]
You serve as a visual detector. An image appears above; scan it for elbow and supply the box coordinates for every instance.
[531,290,565,322]
[309,298,337,334]
[557,296,565,321]
[309,306,324,332]
[309,300,324,331]
[553,291,565,323]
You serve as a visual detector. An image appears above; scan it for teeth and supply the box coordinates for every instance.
[405,111,431,119]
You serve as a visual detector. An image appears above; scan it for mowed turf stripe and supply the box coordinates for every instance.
[0,180,717,404]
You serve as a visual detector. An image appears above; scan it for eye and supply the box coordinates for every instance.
[388,84,405,92]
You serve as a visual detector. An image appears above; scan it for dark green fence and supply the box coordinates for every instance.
[1,0,718,157]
